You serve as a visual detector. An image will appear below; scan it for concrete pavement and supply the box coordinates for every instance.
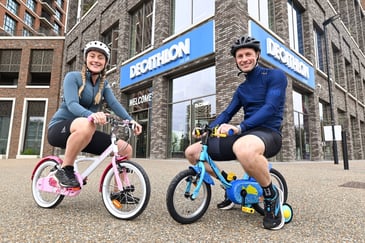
[1,158,364,242]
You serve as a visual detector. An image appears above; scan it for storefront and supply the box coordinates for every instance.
[120,21,215,158]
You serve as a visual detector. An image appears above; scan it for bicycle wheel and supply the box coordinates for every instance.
[166,168,211,224]
[101,160,150,220]
[31,159,64,208]
[253,168,288,215]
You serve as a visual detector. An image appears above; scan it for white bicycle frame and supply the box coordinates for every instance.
[35,121,131,197]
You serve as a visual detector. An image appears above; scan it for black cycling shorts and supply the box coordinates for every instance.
[207,127,282,161]
[47,119,111,155]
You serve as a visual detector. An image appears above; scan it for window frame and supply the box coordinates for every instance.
[130,0,153,57]
[287,0,304,54]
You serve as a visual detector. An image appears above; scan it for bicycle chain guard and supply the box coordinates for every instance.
[226,179,263,205]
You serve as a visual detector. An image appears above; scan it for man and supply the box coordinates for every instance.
[185,35,287,230]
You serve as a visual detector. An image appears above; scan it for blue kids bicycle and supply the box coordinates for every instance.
[166,125,293,224]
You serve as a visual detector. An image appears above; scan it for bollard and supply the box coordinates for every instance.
[341,131,349,170]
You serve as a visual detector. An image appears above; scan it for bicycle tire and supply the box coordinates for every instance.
[31,159,64,208]
[101,160,150,220]
[166,168,211,224]
[252,168,288,215]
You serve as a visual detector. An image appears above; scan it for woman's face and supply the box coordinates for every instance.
[234,48,259,73]
[86,50,107,73]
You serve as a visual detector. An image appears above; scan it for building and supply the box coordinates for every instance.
[0,0,68,159]
[5,0,363,161]
[0,37,64,158]
[0,0,67,36]
[63,0,365,162]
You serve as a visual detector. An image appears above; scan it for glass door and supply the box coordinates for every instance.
[134,110,149,158]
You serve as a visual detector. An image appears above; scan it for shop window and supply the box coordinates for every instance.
[21,100,46,155]
[313,24,325,72]
[319,101,331,159]
[287,0,304,55]
[28,49,53,86]
[103,23,119,69]
[130,0,153,57]
[361,121,365,157]
[293,90,310,160]
[169,66,216,158]
[0,49,21,86]
[172,0,214,34]
[248,0,275,31]
[0,100,13,155]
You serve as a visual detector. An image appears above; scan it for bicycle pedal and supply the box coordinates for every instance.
[66,187,81,192]
[242,206,255,214]
[112,199,122,209]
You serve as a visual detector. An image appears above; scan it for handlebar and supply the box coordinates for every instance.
[194,125,234,138]
[87,115,135,129]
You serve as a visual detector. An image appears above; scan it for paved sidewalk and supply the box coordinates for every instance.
[1,158,364,242]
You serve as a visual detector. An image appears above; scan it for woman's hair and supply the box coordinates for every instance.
[78,63,105,104]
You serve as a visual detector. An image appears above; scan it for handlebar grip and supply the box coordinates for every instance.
[194,128,203,136]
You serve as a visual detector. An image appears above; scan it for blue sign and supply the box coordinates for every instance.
[120,20,214,88]
[249,20,315,89]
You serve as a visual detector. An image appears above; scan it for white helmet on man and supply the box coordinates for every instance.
[84,41,110,62]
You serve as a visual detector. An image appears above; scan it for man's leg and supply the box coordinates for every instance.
[233,135,284,230]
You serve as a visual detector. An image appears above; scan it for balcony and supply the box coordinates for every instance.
[39,11,53,29]
[40,0,56,15]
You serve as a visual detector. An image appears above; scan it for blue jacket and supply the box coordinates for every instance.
[209,65,287,134]
[48,71,132,128]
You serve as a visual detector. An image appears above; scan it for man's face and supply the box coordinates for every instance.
[234,48,259,73]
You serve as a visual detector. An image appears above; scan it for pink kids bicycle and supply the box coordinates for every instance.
[31,117,150,220]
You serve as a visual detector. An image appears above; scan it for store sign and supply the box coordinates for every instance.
[120,20,214,88]
[129,92,152,107]
[249,20,315,89]
[129,38,190,79]
[129,88,153,112]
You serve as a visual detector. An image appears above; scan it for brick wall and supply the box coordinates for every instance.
[0,38,64,158]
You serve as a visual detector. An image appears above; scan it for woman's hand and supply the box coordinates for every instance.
[130,120,142,135]
[90,112,108,125]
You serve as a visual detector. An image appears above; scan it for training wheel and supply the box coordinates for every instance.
[282,203,293,224]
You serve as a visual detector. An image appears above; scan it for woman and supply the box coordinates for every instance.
[48,41,142,188]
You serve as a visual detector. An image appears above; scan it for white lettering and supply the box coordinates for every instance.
[266,38,309,79]
[129,93,153,106]
[129,38,191,79]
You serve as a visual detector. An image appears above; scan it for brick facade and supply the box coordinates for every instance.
[61,0,365,161]
[0,37,64,158]
[2,0,363,161]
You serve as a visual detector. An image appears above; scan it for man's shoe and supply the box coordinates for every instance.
[217,192,234,210]
[263,187,285,230]
[111,192,140,204]
[53,168,80,188]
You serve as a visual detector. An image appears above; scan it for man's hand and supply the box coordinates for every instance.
[217,123,239,135]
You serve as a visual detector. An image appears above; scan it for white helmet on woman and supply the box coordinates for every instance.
[84,41,110,62]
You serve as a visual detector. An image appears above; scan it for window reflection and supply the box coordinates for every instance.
[170,66,216,158]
